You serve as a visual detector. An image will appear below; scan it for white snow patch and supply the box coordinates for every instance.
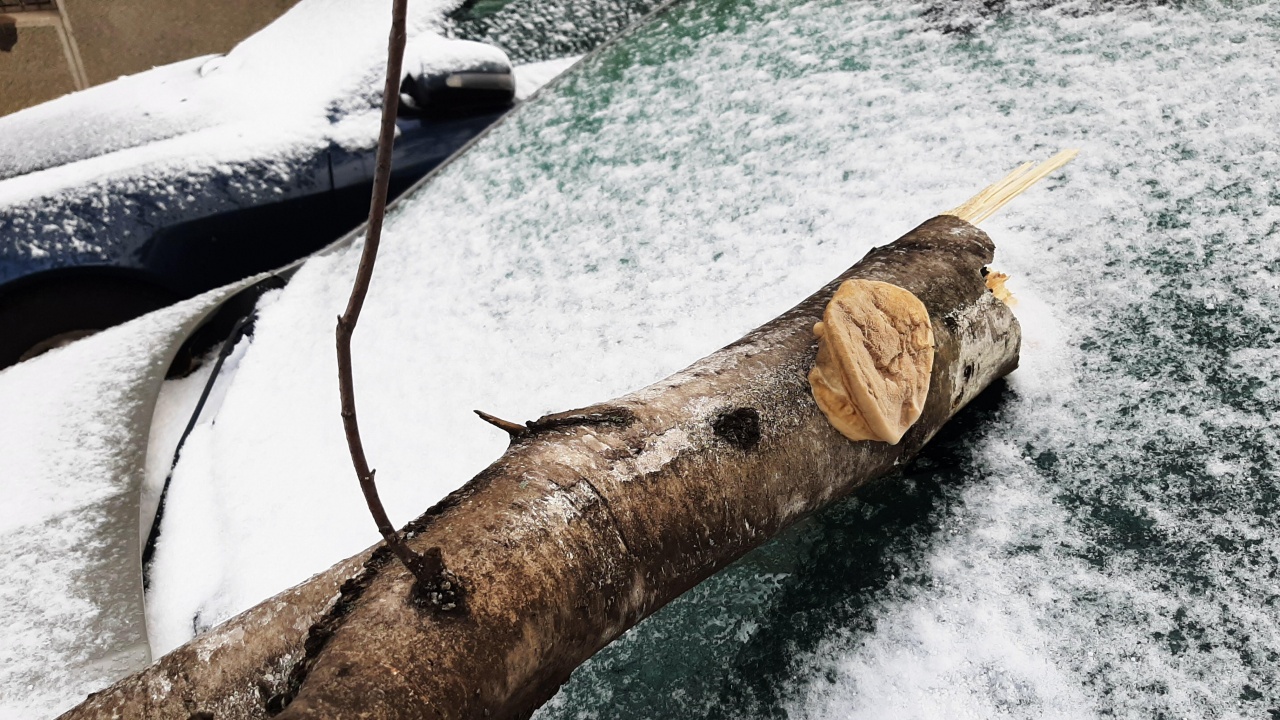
[514,56,584,100]
[0,288,242,718]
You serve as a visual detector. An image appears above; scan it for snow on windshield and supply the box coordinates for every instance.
[448,0,667,63]
[142,0,1280,716]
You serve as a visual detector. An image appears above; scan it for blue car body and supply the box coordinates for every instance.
[0,33,524,368]
[0,111,504,299]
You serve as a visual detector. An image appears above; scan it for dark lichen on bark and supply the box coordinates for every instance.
[712,408,762,450]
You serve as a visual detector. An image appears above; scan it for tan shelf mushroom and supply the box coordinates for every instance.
[809,149,1076,444]
[809,280,934,444]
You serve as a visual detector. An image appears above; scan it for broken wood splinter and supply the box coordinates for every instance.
[944,149,1079,225]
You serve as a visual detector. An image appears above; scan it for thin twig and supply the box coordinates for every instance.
[335,0,434,584]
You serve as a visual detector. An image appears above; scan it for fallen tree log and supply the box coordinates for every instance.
[61,213,1020,719]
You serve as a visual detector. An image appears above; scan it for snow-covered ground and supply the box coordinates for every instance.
[4,0,1280,717]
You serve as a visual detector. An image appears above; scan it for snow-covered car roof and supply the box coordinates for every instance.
[0,0,463,190]
[6,0,1280,717]
[0,0,512,279]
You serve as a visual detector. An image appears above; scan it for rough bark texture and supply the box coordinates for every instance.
[61,215,1020,720]
[61,553,367,719]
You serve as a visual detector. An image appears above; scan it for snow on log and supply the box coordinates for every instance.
[61,213,1020,719]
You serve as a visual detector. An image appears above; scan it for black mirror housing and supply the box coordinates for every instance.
[400,46,515,118]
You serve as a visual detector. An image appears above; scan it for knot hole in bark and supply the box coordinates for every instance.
[409,546,466,614]
[713,407,761,450]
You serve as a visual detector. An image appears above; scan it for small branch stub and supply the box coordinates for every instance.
[475,409,528,438]
[408,547,466,613]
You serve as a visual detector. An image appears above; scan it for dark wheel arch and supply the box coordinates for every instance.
[0,270,180,370]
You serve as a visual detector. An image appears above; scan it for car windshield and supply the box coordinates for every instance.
[135,0,1280,716]
[448,0,668,62]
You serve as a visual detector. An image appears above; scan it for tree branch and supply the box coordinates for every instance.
[334,0,434,586]
[61,215,1022,720]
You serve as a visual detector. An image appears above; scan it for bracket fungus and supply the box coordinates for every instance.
[808,148,1077,444]
[808,280,934,444]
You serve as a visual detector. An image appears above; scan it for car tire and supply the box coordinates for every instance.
[0,277,178,370]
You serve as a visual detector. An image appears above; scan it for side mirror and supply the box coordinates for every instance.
[399,38,515,118]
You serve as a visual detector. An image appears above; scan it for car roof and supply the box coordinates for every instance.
[0,0,471,195]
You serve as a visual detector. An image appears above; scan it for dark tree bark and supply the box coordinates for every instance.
[61,215,1020,720]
